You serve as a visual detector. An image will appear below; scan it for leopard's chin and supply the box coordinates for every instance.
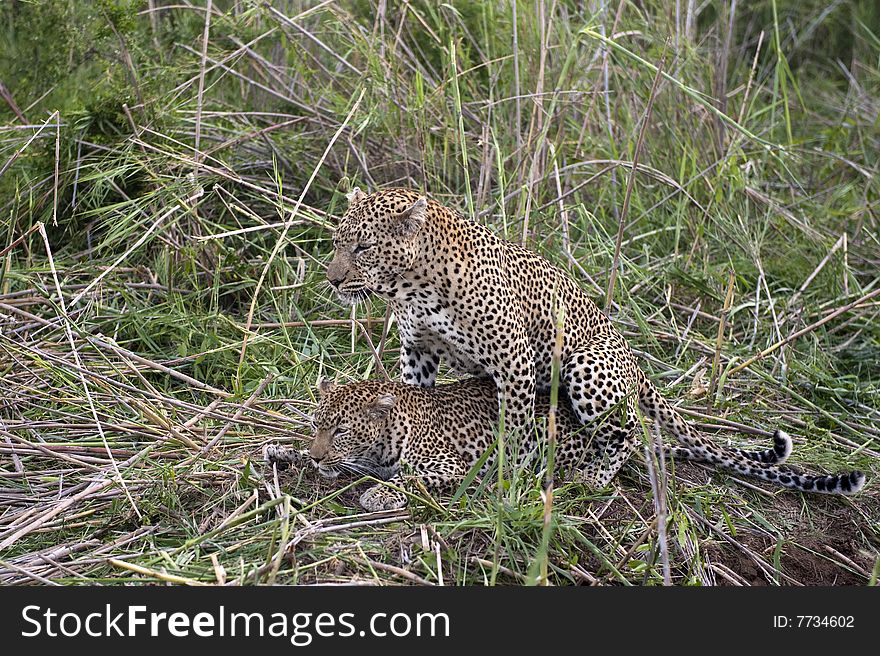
[336,287,371,306]
[316,466,340,479]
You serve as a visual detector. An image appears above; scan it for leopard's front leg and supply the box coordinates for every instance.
[359,475,409,511]
[263,444,306,471]
[400,340,440,387]
[492,341,537,439]
[358,447,469,511]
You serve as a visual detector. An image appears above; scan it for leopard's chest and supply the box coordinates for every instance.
[393,292,457,334]
[393,298,486,374]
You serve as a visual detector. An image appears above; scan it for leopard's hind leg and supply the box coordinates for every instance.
[562,333,640,486]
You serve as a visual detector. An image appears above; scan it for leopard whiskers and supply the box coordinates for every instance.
[341,458,385,479]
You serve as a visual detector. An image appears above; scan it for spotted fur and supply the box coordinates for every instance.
[264,378,865,511]
[325,187,857,487]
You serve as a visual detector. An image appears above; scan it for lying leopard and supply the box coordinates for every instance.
[326,187,845,486]
[264,378,865,511]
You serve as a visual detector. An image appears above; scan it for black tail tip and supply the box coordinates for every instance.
[772,429,793,463]
[840,471,866,495]
[810,470,865,494]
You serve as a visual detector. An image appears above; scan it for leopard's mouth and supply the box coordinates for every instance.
[314,461,340,479]
[335,286,371,306]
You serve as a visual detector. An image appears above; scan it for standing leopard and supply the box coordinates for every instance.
[326,187,827,486]
[264,378,865,511]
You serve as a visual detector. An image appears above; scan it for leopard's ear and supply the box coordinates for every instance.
[346,187,367,206]
[395,197,427,239]
[318,378,337,396]
[367,393,396,421]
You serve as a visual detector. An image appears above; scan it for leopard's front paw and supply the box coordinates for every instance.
[359,484,408,511]
[263,444,307,471]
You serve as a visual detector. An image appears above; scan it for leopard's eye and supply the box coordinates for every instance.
[352,244,373,255]
[334,425,350,436]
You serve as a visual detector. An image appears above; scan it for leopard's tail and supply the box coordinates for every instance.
[636,371,865,496]
[731,427,792,464]
[636,370,791,465]
[663,444,866,495]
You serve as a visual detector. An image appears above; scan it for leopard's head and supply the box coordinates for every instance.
[326,187,428,304]
[308,378,401,480]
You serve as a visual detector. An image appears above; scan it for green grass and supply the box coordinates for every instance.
[0,0,878,586]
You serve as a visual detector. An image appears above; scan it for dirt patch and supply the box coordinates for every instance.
[707,532,871,586]
[704,494,878,585]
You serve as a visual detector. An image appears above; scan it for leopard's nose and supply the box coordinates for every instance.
[309,444,328,462]
[310,431,332,462]
[327,274,344,289]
